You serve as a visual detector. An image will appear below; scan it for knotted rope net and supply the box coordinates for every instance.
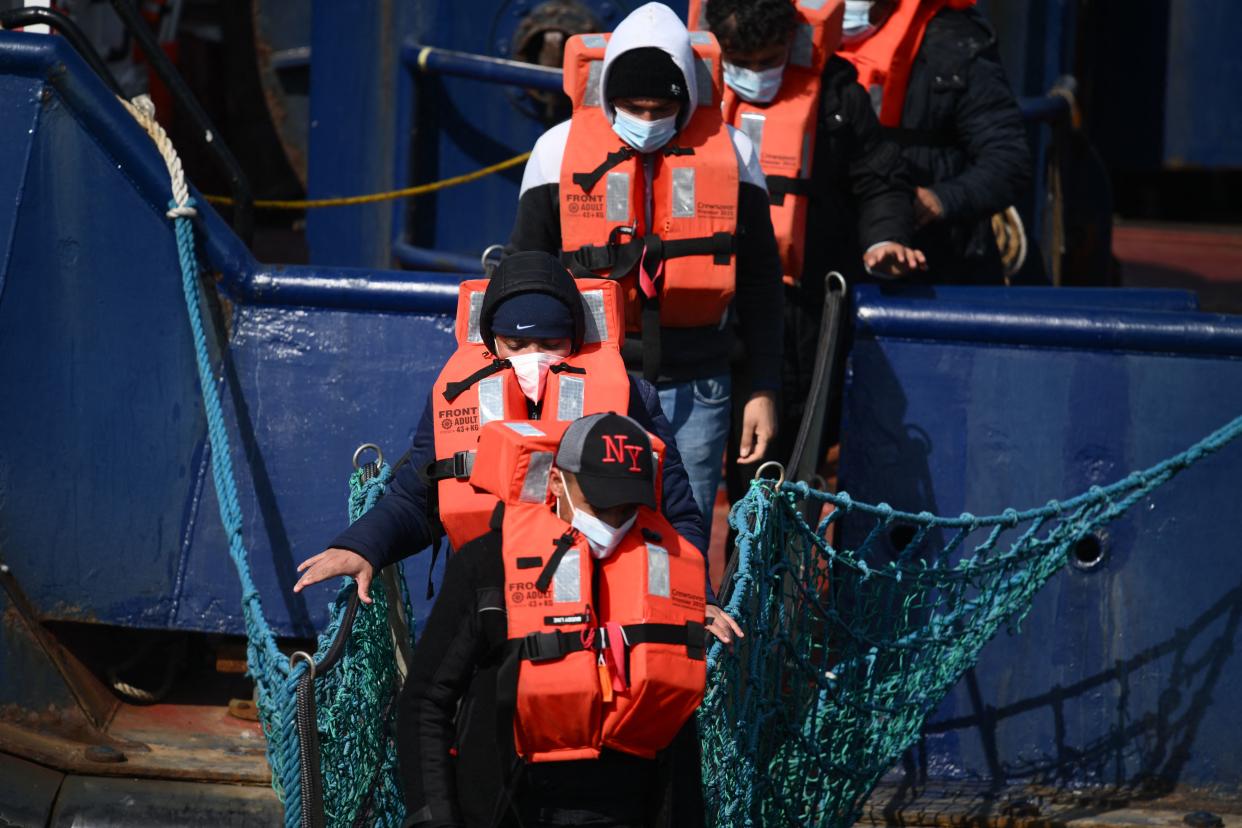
[305,462,413,827]
[698,413,1242,828]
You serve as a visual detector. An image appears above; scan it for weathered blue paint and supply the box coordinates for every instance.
[859,285,1199,312]
[305,0,410,268]
[0,33,453,636]
[839,287,1242,795]
[1164,1,1242,168]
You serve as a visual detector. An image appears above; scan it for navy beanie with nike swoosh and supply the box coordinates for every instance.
[490,291,576,340]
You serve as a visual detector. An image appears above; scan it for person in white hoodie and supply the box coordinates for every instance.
[508,2,784,543]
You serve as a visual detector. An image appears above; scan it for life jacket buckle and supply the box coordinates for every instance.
[523,631,567,663]
[452,450,475,480]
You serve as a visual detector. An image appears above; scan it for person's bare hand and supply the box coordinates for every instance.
[294,548,375,604]
[705,605,744,644]
[914,186,945,228]
[863,242,928,278]
[738,390,777,464]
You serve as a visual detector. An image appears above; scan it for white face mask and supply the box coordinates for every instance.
[507,351,563,404]
[723,60,786,104]
[611,107,678,153]
[842,0,878,42]
[559,471,637,559]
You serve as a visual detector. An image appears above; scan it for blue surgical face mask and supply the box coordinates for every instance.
[611,107,678,153]
[843,0,878,42]
[560,471,637,559]
[723,60,786,104]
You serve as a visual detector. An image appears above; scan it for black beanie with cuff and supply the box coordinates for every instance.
[604,47,689,103]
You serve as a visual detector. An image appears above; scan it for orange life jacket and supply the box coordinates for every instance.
[470,421,707,763]
[837,0,976,128]
[558,31,739,350]
[689,0,844,284]
[429,279,630,551]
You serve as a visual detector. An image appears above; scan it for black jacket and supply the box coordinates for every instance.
[896,7,1032,283]
[510,121,785,389]
[329,376,709,587]
[801,55,916,289]
[398,526,706,828]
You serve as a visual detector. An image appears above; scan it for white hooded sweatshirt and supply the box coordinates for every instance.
[518,1,766,199]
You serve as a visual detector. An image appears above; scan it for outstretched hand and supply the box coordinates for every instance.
[863,242,928,278]
[705,604,744,645]
[294,548,375,604]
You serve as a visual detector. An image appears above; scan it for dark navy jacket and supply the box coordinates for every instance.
[329,376,711,593]
[898,8,1033,283]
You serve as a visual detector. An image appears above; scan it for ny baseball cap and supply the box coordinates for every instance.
[556,412,657,510]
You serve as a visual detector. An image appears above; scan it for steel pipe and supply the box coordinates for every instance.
[404,42,562,93]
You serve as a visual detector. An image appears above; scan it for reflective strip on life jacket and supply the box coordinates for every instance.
[558,31,739,333]
[837,0,976,128]
[691,0,844,284]
[430,279,630,550]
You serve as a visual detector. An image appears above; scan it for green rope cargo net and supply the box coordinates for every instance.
[254,459,415,828]
[697,413,1242,828]
[309,461,414,826]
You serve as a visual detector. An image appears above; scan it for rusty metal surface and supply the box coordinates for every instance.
[1,558,119,730]
[0,702,270,784]
[252,0,310,187]
[50,774,281,827]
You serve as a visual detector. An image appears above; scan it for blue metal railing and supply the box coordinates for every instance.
[398,43,1075,277]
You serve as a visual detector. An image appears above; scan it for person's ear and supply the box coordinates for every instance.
[549,467,565,500]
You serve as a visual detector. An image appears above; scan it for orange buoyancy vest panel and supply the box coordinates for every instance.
[473,421,707,763]
[429,279,630,550]
[558,32,739,332]
[596,508,706,758]
[838,0,976,128]
[689,0,844,284]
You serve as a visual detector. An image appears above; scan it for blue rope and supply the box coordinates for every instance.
[169,201,304,823]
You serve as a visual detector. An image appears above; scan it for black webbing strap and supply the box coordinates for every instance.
[882,125,957,148]
[563,236,644,279]
[512,622,705,662]
[517,628,589,662]
[423,450,476,482]
[534,531,578,594]
[550,362,586,376]
[662,231,735,266]
[766,174,814,206]
[572,147,636,192]
[622,621,707,661]
[442,358,510,403]
[640,297,661,383]
[571,143,696,193]
[564,231,735,277]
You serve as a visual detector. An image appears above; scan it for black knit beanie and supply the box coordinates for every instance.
[605,47,689,103]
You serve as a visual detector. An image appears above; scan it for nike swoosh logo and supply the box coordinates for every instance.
[516,323,536,330]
